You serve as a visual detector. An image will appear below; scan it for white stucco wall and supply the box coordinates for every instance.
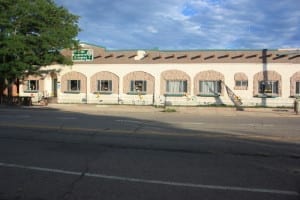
[25,62,300,107]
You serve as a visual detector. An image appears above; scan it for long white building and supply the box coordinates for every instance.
[19,43,300,107]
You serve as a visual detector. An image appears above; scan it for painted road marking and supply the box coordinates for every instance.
[169,122,205,125]
[181,122,205,125]
[116,119,143,124]
[115,121,204,126]
[0,162,298,196]
[56,117,77,120]
[242,124,274,127]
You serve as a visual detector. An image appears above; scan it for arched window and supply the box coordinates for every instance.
[290,71,300,97]
[23,75,44,93]
[194,70,224,96]
[90,71,119,94]
[161,70,190,96]
[123,71,154,95]
[253,71,281,97]
[234,72,248,90]
[61,72,87,93]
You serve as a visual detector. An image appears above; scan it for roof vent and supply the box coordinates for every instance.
[134,50,147,60]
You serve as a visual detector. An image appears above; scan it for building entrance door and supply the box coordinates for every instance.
[52,79,57,97]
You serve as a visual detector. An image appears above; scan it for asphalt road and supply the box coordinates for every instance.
[0,105,299,200]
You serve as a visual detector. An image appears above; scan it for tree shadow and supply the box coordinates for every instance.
[1,105,299,199]
[0,104,299,158]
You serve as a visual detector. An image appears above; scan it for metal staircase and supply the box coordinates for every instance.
[221,81,244,111]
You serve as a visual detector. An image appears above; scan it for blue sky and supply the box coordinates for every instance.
[54,0,300,50]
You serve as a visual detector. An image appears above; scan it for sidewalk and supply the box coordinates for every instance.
[1,103,297,117]
[44,103,298,117]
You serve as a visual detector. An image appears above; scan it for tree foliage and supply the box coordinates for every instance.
[0,0,80,82]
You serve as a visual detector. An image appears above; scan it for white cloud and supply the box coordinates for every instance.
[55,0,300,50]
[146,26,158,34]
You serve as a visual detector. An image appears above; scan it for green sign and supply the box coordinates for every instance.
[72,49,93,61]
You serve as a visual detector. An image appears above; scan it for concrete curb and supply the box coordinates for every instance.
[1,103,297,117]
[41,104,298,117]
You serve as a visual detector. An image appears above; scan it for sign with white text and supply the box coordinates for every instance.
[72,49,93,61]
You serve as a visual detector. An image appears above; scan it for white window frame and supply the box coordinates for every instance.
[97,80,112,93]
[259,80,278,95]
[166,80,187,95]
[130,80,147,94]
[199,80,221,96]
[26,80,39,92]
[296,81,300,96]
[67,80,81,92]
[235,80,248,87]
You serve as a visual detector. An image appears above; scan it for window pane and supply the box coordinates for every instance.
[200,81,219,95]
[242,81,248,87]
[130,80,134,92]
[273,81,278,94]
[143,81,147,92]
[236,80,248,87]
[170,81,179,93]
[166,80,186,94]
[135,80,143,92]
[235,81,241,87]
[71,80,77,91]
[265,81,272,93]
[68,80,80,91]
[259,81,265,93]
[102,80,108,91]
[259,81,278,94]
[28,80,38,90]
[166,81,173,93]
[217,81,222,93]
[130,80,146,92]
[179,81,184,93]
[108,80,112,91]
[296,82,300,94]
[77,80,81,91]
[183,81,187,93]
[99,80,111,91]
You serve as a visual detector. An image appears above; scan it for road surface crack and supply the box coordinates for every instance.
[61,171,85,200]
[61,159,90,200]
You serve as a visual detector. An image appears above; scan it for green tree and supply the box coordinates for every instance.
[0,0,80,101]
